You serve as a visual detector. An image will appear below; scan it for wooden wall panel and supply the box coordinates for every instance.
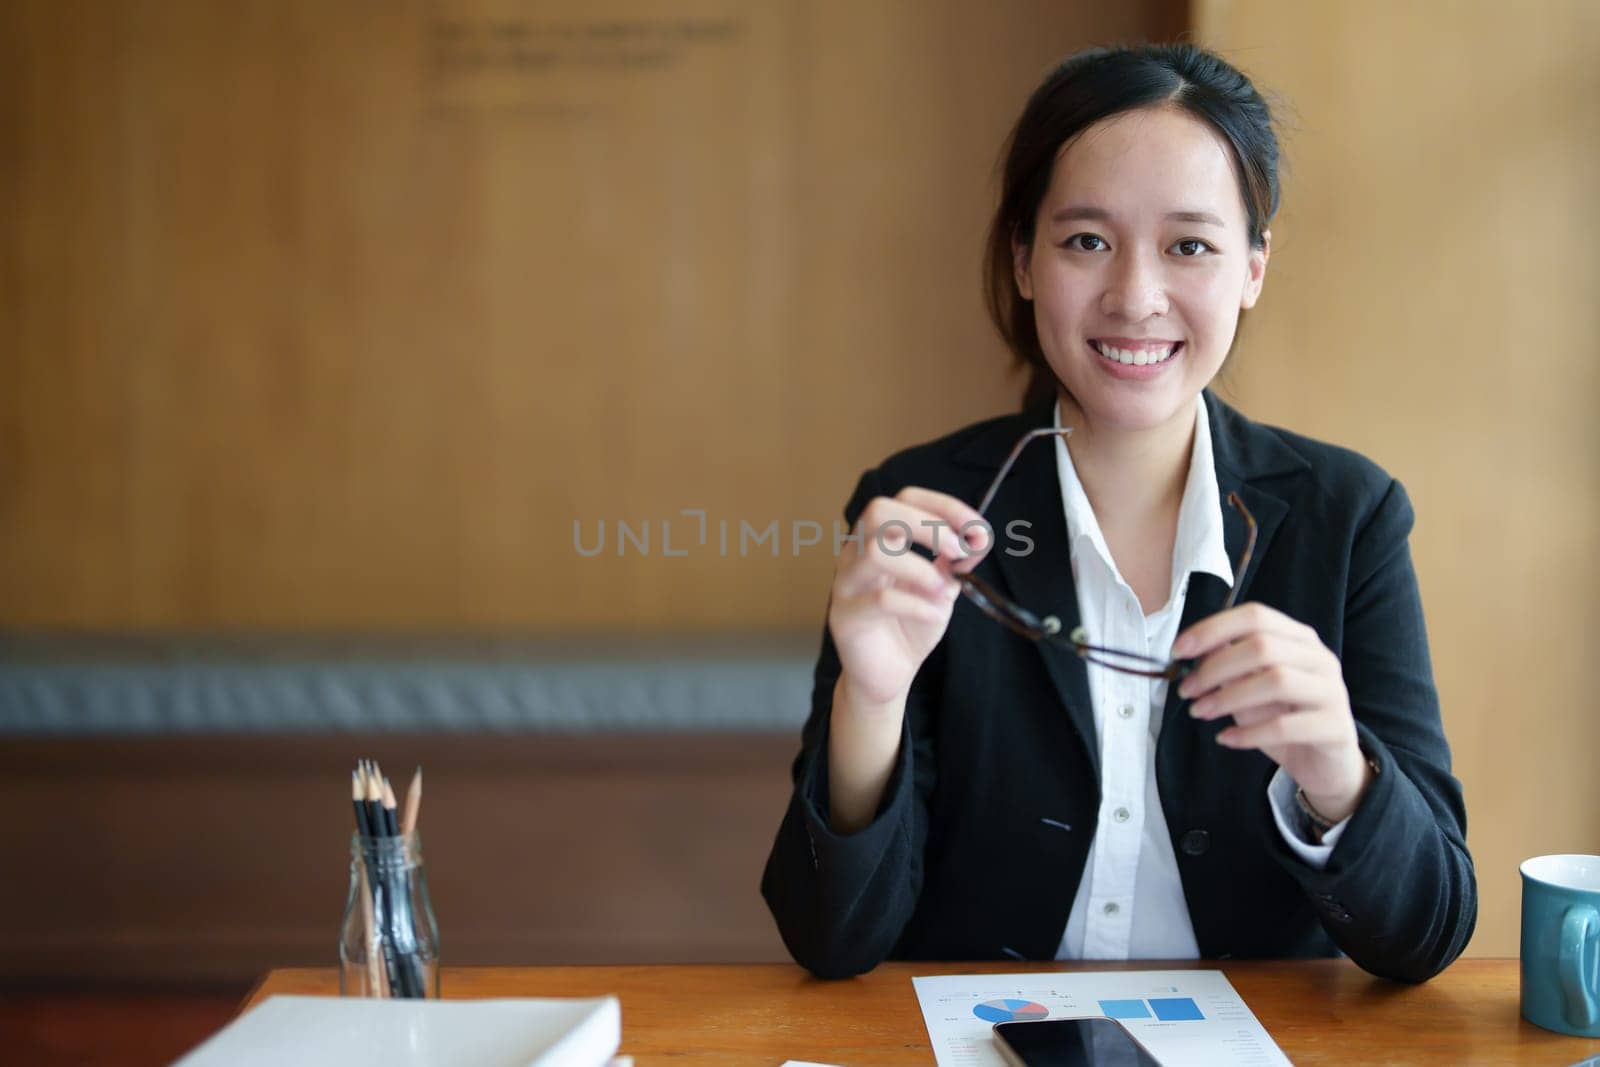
[0,734,799,984]
[6,0,1589,970]
[0,0,1181,631]
[1194,0,1600,957]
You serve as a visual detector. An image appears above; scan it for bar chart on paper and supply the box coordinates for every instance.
[912,970,1290,1066]
[1099,996,1206,1021]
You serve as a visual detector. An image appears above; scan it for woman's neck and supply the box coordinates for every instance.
[1058,391,1196,529]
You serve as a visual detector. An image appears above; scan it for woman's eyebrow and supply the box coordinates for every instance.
[1049,205,1113,223]
[1047,205,1226,227]
[1167,209,1226,227]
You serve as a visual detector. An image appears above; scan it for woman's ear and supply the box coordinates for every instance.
[1012,234,1034,302]
[1240,229,1270,310]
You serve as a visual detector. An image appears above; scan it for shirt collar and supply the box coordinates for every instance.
[1051,392,1235,603]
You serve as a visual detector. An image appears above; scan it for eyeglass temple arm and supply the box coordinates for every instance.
[1219,490,1258,612]
[974,427,1074,516]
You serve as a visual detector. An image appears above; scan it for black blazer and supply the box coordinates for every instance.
[761,390,1476,983]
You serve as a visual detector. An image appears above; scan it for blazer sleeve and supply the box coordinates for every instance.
[1261,477,1478,982]
[760,466,946,979]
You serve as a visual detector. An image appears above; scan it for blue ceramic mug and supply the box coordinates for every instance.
[1521,854,1600,1037]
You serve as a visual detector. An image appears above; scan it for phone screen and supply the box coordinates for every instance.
[993,1017,1164,1067]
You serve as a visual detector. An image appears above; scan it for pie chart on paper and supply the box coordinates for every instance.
[973,999,1050,1023]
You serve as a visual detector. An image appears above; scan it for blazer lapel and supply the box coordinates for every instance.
[955,404,1100,780]
[1157,391,1307,740]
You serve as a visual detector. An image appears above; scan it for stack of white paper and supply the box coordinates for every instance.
[176,994,622,1067]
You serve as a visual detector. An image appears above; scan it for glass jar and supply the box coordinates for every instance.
[339,831,440,998]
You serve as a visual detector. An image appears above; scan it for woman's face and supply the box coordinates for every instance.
[1014,105,1269,435]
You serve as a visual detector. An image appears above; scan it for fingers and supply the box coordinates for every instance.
[1187,662,1327,721]
[836,536,959,599]
[1176,624,1332,703]
[861,490,991,558]
[891,487,995,564]
[837,489,993,598]
[1172,602,1317,660]
[1225,702,1293,728]
[1216,709,1354,750]
[833,581,960,627]
[1172,606,1361,780]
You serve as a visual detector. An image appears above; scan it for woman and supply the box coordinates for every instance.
[761,43,1475,983]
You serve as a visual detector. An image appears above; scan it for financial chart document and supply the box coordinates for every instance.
[912,970,1290,1066]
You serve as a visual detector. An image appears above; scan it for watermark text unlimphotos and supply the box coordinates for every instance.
[572,509,1039,558]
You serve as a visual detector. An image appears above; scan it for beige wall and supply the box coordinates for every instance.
[1194,0,1600,956]
[0,0,1179,631]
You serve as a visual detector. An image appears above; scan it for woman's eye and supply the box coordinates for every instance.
[1065,234,1107,252]
[1173,238,1212,257]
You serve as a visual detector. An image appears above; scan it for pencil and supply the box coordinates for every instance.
[382,773,427,996]
[362,760,409,995]
[351,765,386,996]
[363,762,386,835]
[381,776,401,837]
[351,769,372,838]
[356,856,387,996]
[401,766,422,837]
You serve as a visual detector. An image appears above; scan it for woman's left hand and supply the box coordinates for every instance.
[1172,602,1373,823]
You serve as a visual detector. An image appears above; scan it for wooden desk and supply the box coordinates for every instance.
[245,959,1600,1065]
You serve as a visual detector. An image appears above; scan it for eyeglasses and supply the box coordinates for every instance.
[954,428,1257,684]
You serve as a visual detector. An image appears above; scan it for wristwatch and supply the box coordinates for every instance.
[1294,747,1381,843]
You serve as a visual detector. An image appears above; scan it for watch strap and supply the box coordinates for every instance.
[1294,747,1382,843]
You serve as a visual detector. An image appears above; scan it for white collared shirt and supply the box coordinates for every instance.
[1051,392,1346,961]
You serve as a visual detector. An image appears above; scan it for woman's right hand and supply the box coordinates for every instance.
[827,487,993,709]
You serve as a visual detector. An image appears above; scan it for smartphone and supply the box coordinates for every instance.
[993,1016,1165,1067]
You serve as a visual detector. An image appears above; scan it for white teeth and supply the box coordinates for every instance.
[1093,341,1177,366]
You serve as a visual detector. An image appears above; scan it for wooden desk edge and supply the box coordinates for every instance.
[232,960,1600,1066]
[243,957,1506,1010]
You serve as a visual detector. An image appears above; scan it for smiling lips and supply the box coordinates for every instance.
[1089,338,1184,366]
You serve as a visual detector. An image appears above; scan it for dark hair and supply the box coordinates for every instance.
[983,43,1281,410]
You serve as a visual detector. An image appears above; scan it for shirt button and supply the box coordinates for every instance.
[1113,807,1131,823]
[1118,704,1135,720]
[1103,902,1120,916]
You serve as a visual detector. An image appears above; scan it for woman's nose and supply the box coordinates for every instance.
[1099,250,1170,321]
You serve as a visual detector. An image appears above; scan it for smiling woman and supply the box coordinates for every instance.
[762,42,1477,983]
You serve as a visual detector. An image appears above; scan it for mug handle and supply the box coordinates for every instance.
[1559,903,1600,1029]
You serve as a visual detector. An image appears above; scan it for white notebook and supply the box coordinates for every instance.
[175,994,622,1067]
